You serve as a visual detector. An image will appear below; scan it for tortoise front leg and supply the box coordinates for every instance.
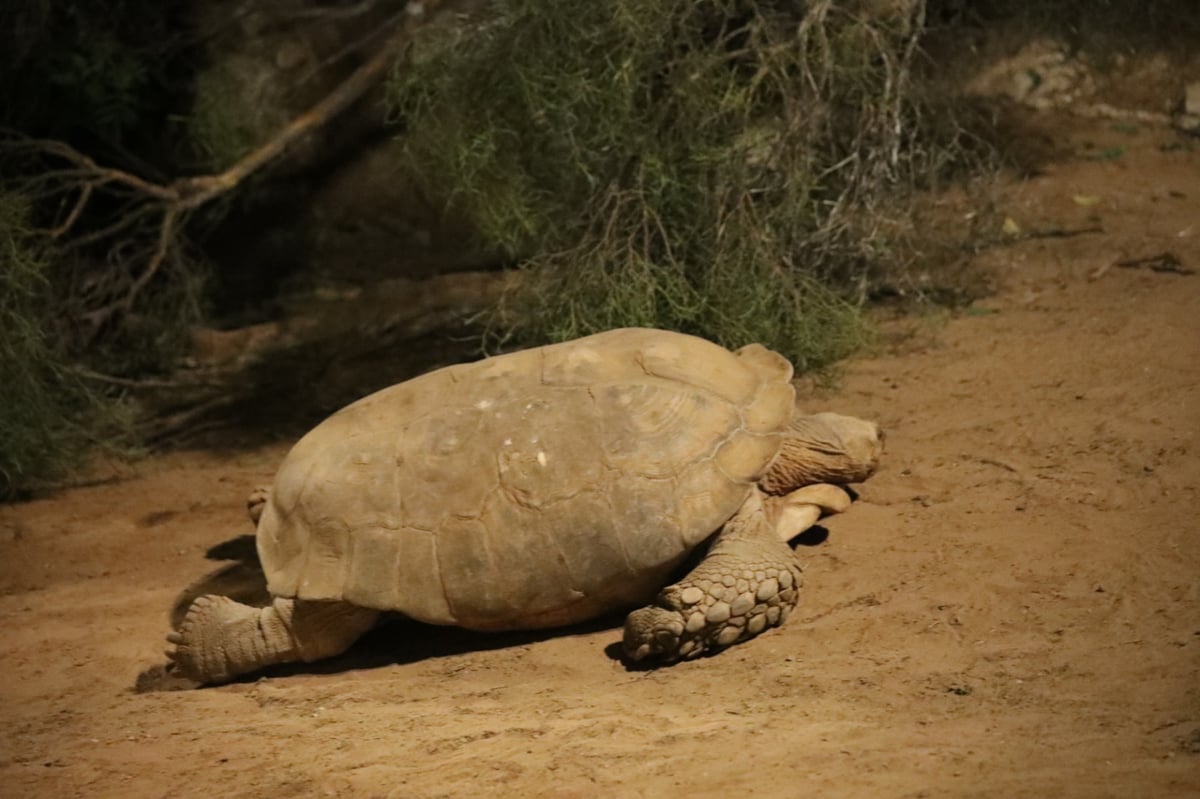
[623,490,803,663]
[166,597,379,684]
[764,483,852,542]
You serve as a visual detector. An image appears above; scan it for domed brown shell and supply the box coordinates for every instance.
[256,328,795,630]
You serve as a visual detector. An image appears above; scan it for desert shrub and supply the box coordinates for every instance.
[0,193,135,500]
[388,0,976,367]
[187,56,293,170]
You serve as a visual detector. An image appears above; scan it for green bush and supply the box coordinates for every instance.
[387,0,963,367]
[0,193,130,500]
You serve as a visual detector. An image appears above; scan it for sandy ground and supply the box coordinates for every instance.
[2,115,1198,798]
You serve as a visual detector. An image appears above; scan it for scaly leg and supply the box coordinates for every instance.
[624,490,803,662]
[763,483,852,541]
[167,596,379,684]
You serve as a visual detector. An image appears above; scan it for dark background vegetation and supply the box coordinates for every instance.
[1,0,1196,499]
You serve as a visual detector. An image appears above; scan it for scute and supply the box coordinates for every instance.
[595,380,738,478]
[256,328,797,627]
[493,389,606,510]
[714,429,784,484]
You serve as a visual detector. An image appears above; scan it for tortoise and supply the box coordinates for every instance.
[166,328,881,683]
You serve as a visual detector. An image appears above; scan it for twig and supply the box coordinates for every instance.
[70,365,216,390]
[1115,252,1194,275]
[127,208,179,304]
[48,182,94,239]
[60,202,157,250]
[1023,225,1105,240]
[11,137,177,201]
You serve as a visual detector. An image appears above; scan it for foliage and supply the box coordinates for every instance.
[0,0,194,157]
[0,0,212,367]
[387,0,976,367]
[0,193,133,500]
[187,57,289,170]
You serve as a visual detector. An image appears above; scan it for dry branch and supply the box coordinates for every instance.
[2,0,459,343]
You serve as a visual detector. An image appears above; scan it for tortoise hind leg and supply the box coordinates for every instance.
[167,597,379,684]
[247,486,270,526]
[623,490,802,662]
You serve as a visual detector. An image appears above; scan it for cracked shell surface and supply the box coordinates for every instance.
[256,328,795,630]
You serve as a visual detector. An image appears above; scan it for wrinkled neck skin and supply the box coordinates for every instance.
[760,411,883,494]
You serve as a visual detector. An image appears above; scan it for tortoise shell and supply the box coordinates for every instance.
[257,328,795,630]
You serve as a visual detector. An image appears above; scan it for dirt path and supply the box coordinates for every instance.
[2,116,1198,798]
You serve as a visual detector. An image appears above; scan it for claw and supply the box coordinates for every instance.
[166,631,182,644]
